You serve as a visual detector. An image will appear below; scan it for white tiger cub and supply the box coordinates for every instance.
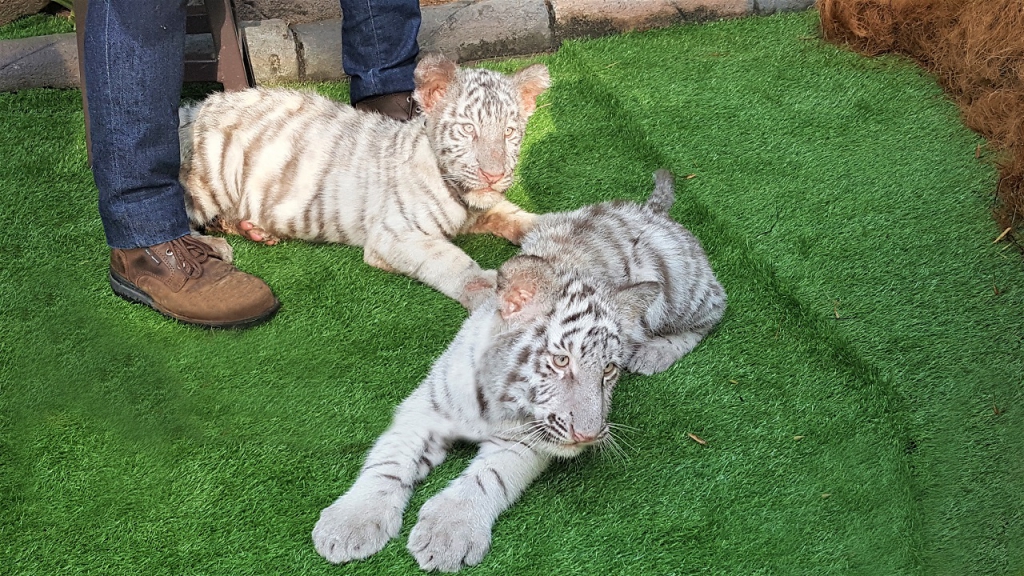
[178,54,549,309]
[520,169,726,375]
[312,256,660,572]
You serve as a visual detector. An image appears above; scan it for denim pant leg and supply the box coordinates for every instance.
[340,0,421,104]
[84,0,192,249]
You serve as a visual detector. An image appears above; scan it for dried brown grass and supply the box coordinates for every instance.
[819,0,1024,241]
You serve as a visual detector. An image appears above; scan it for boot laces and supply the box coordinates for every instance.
[166,236,212,279]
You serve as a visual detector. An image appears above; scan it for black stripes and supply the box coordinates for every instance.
[488,468,509,499]
[376,473,413,490]
[418,455,433,471]
[546,413,568,435]
[516,346,532,366]
[475,376,489,416]
[503,371,526,396]
[362,459,402,472]
[469,467,510,500]
[559,308,588,327]
[428,379,451,418]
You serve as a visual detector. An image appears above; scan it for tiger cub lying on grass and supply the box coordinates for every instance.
[177,54,549,310]
[312,171,724,571]
[520,169,726,374]
[313,256,657,572]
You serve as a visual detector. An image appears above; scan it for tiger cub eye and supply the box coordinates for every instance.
[603,363,617,377]
[552,355,570,368]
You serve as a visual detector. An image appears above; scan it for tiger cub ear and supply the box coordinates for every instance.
[496,255,554,321]
[511,64,550,117]
[413,53,458,113]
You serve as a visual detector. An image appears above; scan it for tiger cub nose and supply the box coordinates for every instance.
[479,169,504,184]
[570,427,598,444]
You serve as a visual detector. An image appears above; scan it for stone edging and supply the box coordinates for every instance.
[0,0,814,91]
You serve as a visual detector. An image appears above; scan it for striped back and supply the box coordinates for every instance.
[521,170,726,346]
[177,54,550,242]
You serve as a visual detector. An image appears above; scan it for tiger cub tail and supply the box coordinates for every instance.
[645,168,676,215]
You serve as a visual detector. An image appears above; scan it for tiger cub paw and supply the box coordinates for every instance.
[189,232,234,263]
[458,270,498,311]
[626,333,703,375]
[408,495,492,572]
[364,250,397,273]
[312,494,402,564]
[466,206,537,245]
[238,220,280,246]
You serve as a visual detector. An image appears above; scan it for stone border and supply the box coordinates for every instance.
[0,0,814,91]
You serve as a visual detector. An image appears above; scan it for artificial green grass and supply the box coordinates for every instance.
[0,13,74,41]
[2,10,1022,575]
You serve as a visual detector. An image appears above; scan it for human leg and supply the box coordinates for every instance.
[84,0,191,249]
[83,0,279,327]
[340,0,421,119]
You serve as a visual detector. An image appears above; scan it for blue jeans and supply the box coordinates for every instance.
[84,0,192,249]
[341,0,421,104]
[85,0,420,249]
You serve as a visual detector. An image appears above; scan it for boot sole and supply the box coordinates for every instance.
[109,270,280,329]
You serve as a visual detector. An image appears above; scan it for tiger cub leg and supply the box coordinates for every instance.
[627,331,707,375]
[313,394,451,564]
[201,216,281,246]
[363,250,397,273]
[628,291,727,374]
[463,200,537,245]
[407,438,550,572]
[369,232,496,310]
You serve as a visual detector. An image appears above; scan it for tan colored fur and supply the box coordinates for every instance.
[178,55,550,309]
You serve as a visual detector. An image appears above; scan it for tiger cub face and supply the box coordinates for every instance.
[492,256,659,458]
[413,54,550,210]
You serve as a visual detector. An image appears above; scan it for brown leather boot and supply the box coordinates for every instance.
[353,91,418,121]
[109,235,280,328]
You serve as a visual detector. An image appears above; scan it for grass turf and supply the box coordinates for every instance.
[2,10,1022,575]
[0,14,74,41]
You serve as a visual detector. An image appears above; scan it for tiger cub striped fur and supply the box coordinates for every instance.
[519,169,726,374]
[178,54,549,309]
[312,256,659,572]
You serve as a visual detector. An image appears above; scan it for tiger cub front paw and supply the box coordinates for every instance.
[459,269,498,311]
[626,333,704,375]
[238,220,280,245]
[189,232,234,263]
[407,495,492,572]
[465,202,537,245]
[312,494,402,564]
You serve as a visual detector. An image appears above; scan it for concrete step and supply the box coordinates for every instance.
[0,0,814,91]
